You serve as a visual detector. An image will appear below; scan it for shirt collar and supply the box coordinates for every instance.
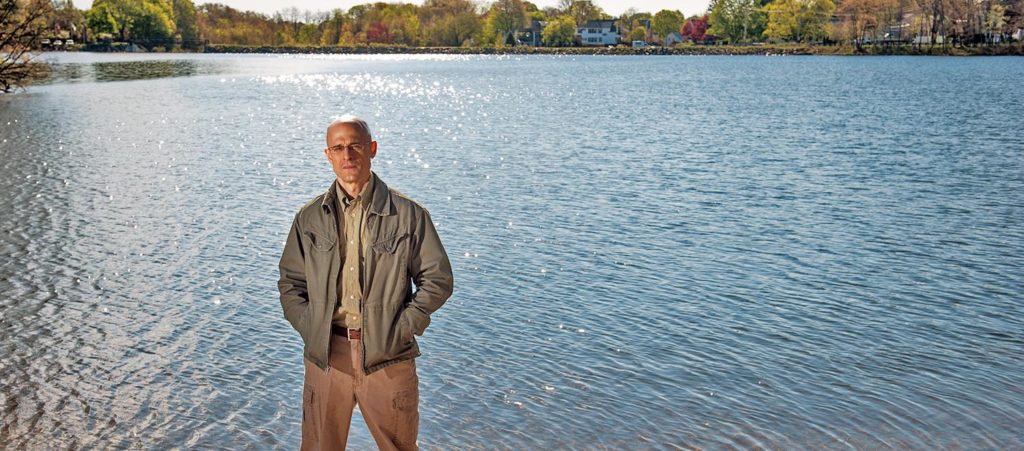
[335,175,374,210]
[321,172,393,216]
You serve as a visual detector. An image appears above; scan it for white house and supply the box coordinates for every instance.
[576,19,620,46]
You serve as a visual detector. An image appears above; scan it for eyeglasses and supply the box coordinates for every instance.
[326,142,372,154]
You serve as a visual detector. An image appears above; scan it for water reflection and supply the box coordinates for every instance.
[43,59,222,84]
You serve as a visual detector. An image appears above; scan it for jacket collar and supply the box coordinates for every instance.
[320,172,392,216]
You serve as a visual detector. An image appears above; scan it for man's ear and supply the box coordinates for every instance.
[370,141,378,159]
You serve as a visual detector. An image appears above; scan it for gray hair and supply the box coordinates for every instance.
[327,114,373,142]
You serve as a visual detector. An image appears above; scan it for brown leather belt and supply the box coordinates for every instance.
[332,324,361,340]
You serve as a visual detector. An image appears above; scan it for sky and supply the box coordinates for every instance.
[71,0,713,19]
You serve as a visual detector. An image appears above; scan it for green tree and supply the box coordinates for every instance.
[423,12,480,46]
[800,0,834,41]
[707,0,765,42]
[85,2,116,38]
[541,14,575,46]
[419,0,479,45]
[86,0,183,43]
[172,0,199,46]
[652,9,684,40]
[86,0,133,40]
[764,0,834,42]
[450,12,481,46]
[763,0,798,40]
[132,0,175,41]
[629,25,646,42]
[296,22,319,44]
[482,0,526,46]
[561,0,606,26]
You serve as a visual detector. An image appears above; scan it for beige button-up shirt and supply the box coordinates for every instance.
[332,179,373,328]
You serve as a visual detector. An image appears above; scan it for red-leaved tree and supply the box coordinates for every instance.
[681,15,709,43]
[365,21,391,43]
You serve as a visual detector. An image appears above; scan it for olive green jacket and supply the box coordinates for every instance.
[278,173,454,374]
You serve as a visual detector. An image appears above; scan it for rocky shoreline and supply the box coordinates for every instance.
[202,43,1024,56]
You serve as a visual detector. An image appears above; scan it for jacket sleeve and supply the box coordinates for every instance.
[403,209,454,337]
[278,212,309,332]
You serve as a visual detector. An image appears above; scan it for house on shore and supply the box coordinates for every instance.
[517,20,545,46]
[576,19,620,46]
[663,32,683,46]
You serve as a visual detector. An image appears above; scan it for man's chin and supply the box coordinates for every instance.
[338,173,367,184]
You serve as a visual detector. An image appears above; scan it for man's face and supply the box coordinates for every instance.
[325,123,377,186]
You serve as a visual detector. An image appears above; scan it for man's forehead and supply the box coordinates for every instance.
[327,123,367,141]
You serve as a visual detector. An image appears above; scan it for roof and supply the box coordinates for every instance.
[583,19,618,28]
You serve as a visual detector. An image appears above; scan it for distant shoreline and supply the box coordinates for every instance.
[198,44,1024,56]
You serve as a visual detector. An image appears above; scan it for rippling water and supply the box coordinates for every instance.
[1,52,1022,449]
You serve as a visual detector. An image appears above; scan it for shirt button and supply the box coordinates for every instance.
[350,240,354,244]
[349,266,355,271]
[350,295,355,299]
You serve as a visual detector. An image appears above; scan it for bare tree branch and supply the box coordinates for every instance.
[1,0,54,93]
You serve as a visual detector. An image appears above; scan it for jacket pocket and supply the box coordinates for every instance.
[305,230,336,252]
[399,312,414,343]
[296,306,313,344]
[371,233,410,254]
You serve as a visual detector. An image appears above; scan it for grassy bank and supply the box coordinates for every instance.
[202,42,1024,56]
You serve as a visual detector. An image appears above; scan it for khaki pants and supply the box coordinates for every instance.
[301,334,419,451]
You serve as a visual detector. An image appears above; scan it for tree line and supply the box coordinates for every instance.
[3,0,1020,91]
[14,0,1024,50]
[708,0,1022,45]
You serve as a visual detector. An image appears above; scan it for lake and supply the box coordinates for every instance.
[1,52,1022,449]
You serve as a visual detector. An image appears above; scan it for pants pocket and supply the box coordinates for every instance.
[387,360,419,448]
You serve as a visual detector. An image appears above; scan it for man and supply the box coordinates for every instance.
[278,115,454,450]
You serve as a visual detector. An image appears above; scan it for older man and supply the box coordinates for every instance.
[278,115,453,450]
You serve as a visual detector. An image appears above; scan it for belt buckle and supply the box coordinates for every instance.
[347,328,360,340]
